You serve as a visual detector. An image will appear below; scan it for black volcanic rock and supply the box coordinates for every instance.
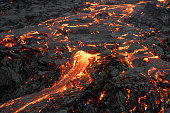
[125,1,170,62]
[0,0,169,113]
[0,0,87,33]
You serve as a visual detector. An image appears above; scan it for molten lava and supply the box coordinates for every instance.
[0,50,100,113]
[0,0,169,112]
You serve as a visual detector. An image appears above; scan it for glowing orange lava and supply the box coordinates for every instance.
[0,0,169,112]
[157,0,167,3]
[99,91,107,101]
[0,50,100,113]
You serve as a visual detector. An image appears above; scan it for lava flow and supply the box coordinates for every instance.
[0,0,169,113]
[0,50,100,113]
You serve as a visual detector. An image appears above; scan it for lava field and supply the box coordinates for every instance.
[0,0,169,113]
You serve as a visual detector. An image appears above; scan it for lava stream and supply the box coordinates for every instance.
[0,50,100,113]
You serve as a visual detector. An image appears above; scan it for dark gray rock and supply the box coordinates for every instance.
[110,69,119,77]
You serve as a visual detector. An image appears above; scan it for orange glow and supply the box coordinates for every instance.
[0,51,100,112]
[118,45,130,50]
[166,5,170,8]
[116,47,148,68]
[159,107,165,113]
[148,56,159,59]
[116,36,125,40]
[0,0,169,112]
[1,36,14,47]
[143,58,149,62]
[14,94,49,113]
[99,91,106,100]
[157,0,167,3]
[58,50,100,85]
[148,67,157,75]
[85,98,93,106]
[143,103,147,111]
[130,106,137,112]
[136,1,151,4]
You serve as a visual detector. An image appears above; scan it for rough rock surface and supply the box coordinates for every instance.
[0,0,169,113]
[0,0,85,32]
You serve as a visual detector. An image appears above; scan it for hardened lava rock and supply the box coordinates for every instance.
[125,2,170,62]
[38,54,169,113]
[126,2,170,29]
[0,0,86,33]
[42,47,170,112]
[162,38,170,61]
[39,55,128,113]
